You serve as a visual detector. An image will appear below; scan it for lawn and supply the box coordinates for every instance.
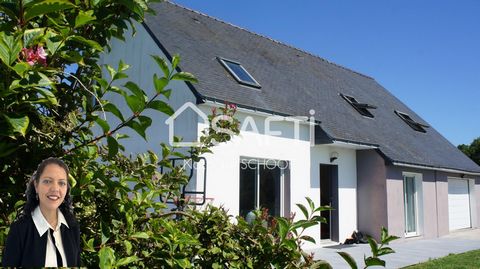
[404,249,480,269]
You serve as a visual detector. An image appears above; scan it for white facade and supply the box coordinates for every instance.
[102,23,358,247]
[196,105,357,245]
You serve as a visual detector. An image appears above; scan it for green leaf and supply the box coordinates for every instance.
[35,87,58,106]
[153,73,168,93]
[0,32,22,66]
[104,103,125,121]
[282,239,297,250]
[98,246,115,269]
[124,81,145,98]
[118,59,129,72]
[124,240,133,255]
[105,65,117,80]
[45,30,64,55]
[171,71,198,83]
[337,252,358,269]
[171,54,180,70]
[296,203,309,219]
[24,0,76,22]
[381,227,399,245]
[68,174,77,188]
[147,100,174,116]
[107,136,118,158]
[125,95,145,113]
[75,10,96,28]
[23,28,45,47]
[306,197,314,211]
[131,232,149,239]
[95,118,110,133]
[276,217,288,239]
[299,235,316,244]
[12,62,31,77]
[0,1,19,20]
[367,237,379,257]
[175,258,191,268]
[115,256,139,267]
[85,238,95,252]
[68,35,103,51]
[364,256,385,267]
[4,115,30,136]
[151,55,170,77]
[101,222,110,245]
[377,246,395,256]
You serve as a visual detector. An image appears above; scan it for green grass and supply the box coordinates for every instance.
[403,249,480,269]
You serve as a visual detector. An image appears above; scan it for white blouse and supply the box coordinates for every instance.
[32,206,69,267]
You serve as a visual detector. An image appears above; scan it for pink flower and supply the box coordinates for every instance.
[21,45,47,67]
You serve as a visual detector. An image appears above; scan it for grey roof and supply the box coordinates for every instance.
[144,2,480,174]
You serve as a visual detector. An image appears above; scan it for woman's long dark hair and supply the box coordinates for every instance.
[19,157,76,224]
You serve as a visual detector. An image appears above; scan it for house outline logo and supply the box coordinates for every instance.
[165,102,208,147]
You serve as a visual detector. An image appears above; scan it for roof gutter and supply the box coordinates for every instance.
[202,98,320,125]
[392,161,480,176]
[330,139,379,149]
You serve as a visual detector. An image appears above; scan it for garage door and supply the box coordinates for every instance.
[448,178,471,230]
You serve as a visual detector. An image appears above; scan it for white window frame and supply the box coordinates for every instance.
[240,158,287,217]
[403,172,424,237]
[218,57,262,88]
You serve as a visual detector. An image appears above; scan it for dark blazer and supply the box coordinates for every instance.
[1,214,81,267]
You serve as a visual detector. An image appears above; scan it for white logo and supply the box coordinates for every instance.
[165,102,316,147]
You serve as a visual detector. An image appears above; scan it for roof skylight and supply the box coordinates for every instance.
[340,93,377,118]
[218,57,261,88]
[395,111,429,133]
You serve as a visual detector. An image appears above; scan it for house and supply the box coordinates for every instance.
[101,1,480,246]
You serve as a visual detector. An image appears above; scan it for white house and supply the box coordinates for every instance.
[101,1,480,247]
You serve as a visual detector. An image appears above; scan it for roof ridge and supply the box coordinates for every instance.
[166,1,373,80]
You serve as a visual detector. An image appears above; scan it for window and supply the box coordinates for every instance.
[403,172,423,237]
[239,159,289,217]
[218,57,261,88]
[340,93,376,118]
[395,111,429,133]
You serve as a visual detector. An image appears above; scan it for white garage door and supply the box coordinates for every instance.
[448,178,471,230]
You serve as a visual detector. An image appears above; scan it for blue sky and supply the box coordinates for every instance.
[172,0,480,146]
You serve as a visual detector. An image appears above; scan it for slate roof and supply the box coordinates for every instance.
[144,1,480,174]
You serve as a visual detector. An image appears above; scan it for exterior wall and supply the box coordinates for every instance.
[434,172,450,236]
[356,150,388,240]
[386,167,436,239]
[384,167,479,239]
[99,23,197,156]
[196,106,358,246]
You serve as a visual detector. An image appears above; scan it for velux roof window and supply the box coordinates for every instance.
[395,110,429,133]
[340,93,377,118]
[218,57,261,88]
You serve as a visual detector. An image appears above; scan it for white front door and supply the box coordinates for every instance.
[448,178,471,230]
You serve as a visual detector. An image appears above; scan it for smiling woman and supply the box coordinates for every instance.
[1,158,81,267]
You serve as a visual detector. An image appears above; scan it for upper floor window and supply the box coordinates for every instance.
[340,93,376,118]
[218,57,261,88]
[395,110,429,133]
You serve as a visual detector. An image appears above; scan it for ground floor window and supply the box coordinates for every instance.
[403,172,423,237]
[239,158,290,218]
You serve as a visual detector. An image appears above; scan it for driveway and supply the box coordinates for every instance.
[311,229,480,268]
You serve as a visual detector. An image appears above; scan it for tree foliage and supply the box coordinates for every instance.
[458,137,480,166]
